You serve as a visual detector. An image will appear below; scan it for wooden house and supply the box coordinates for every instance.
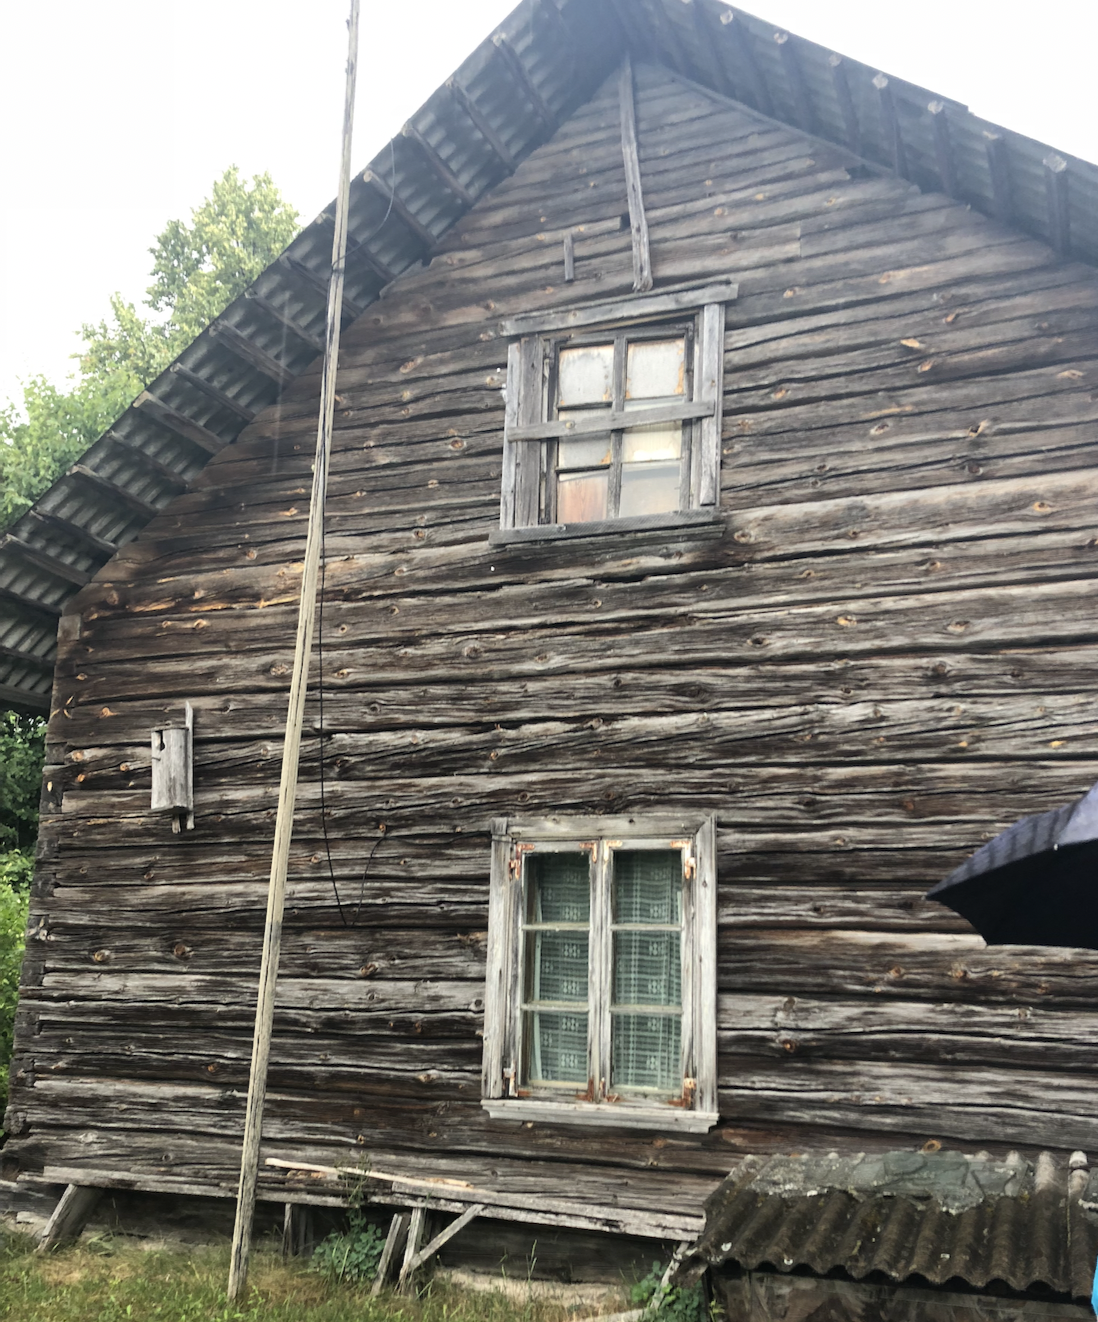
[6,0,1098,1313]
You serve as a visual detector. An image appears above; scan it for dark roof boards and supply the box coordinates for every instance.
[5,0,1098,710]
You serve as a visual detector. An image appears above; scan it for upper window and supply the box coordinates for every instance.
[495,282,736,541]
[482,815,717,1131]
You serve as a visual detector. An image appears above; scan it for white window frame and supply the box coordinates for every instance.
[482,814,718,1132]
[493,282,736,544]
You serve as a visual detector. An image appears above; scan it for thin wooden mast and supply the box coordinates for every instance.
[227,0,361,1299]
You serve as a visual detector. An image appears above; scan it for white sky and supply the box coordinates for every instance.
[1,0,1095,410]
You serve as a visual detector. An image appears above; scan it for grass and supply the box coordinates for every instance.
[0,1231,613,1322]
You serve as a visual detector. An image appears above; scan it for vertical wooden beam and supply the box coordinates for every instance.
[619,55,653,294]
[827,55,860,156]
[773,32,815,134]
[927,101,956,197]
[637,0,692,78]
[37,1184,102,1252]
[397,1206,428,1292]
[372,1212,410,1295]
[1043,153,1070,255]
[604,0,653,61]
[563,232,576,282]
[872,73,908,179]
[227,0,360,1302]
[984,131,1013,223]
[717,9,774,118]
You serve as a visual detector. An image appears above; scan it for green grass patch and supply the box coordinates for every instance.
[0,1231,622,1322]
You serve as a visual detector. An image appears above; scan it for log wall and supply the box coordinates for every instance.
[10,62,1098,1223]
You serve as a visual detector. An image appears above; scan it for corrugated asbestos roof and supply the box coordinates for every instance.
[684,1149,1098,1302]
[6,0,1098,710]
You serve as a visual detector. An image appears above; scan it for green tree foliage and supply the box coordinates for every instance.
[0,167,299,529]
[0,713,44,1115]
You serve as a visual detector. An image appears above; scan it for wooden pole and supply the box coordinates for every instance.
[227,0,361,1300]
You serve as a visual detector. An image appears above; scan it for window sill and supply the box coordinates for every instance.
[489,508,724,547]
[482,1098,719,1133]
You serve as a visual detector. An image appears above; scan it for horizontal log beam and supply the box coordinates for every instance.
[243,291,324,355]
[23,510,117,562]
[67,465,162,522]
[0,582,62,618]
[0,535,91,587]
[207,323,294,389]
[168,364,258,424]
[402,123,475,207]
[132,393,225,456]
[491,34,554,131]
[360,173,438,253]
[276,254,367,320]
[0,678,49,710]
[445,78,516,173]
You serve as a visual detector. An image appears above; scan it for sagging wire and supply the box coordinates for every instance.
[314,139,396,927]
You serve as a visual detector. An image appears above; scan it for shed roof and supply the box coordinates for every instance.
[685,1149,1098,1302]
[5,0,1098,711]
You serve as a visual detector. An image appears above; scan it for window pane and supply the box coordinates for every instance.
[613,930,681,1006]
[526,930,590,1002]
[526,1010,589,1086]
[559,344,614,406]
[558,430,612,470]
[626,339,685,400]
[527,853,590,923]
[622,420,682,464]
[613,851,683,923]
[619,463,681,518]
[612,1012,681,1093]
[558,470,608,523]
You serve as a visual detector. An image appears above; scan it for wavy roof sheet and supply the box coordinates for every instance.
[5,0,1098,710]
[685,1149,1098,1303]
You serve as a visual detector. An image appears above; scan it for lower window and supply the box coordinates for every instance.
[483,816,717,1131]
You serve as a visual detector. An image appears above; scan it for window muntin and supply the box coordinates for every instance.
[484,817,717,1130]
[546,326,693,527]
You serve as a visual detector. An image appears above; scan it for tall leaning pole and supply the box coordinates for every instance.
[227,0,361,1300]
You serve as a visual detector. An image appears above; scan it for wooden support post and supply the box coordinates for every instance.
[828,55,860,156]
[226,0,360,1301]
[37,1184,102,1252]
[928,101,956,197]
[774,32,815,134]
[281,1203,312,1259]
[372,1212,411,1295]
[619,55,653,294]
[397,1206,428,1292]
[400,1203,486,1280]
[1044,153,1070,255]
[872,73,908,179]
[984,131,1014,223]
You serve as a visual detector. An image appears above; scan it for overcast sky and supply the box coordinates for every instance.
[2,0,1095,411]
